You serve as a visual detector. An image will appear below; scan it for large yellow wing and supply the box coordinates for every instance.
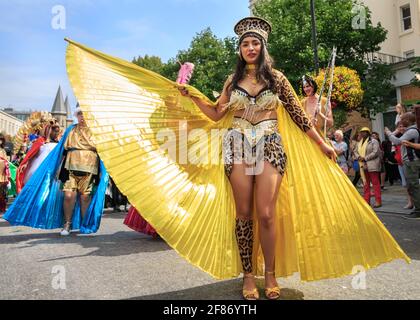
[66,39,409,281]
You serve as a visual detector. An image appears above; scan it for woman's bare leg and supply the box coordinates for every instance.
[255,162,283,294]
[229,163,255,295]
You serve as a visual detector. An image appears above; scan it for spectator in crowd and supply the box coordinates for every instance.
[371,132,386,190]
[12,145,27,167]
[354,127,382,208]
[350,132,362,187]
[332,130,349,174]
[395,103,407,126]
[0,134,10,214]
[382,135,400,186]
[385,112,420,219]
[394,122,413,209]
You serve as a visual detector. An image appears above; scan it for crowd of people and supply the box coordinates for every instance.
[303,100,419,218]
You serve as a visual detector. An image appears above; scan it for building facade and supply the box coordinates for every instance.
[1,108,33,122]
[362,0,420,138]
[51,86,73,129]
[363,0,420,58]
[0,110,24,136]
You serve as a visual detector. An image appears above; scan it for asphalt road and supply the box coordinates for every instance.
[0,188,419,300]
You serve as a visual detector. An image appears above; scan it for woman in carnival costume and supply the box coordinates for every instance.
[15,112,61,193]
[64,17,409,299]
[124,206,158,238]
[4,108,109,235]
[300,75,334,132]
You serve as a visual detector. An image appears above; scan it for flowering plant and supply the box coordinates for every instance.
[313,66,363,111]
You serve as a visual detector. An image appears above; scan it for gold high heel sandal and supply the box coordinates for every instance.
[242,273,259,300]
[264,271,281,300]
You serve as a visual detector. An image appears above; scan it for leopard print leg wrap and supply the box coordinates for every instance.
[235,218,254,274]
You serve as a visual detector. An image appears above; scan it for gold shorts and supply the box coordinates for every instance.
[62,172,94,195]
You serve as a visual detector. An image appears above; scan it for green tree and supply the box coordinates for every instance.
[164,28,237,98]
[132,29,237,98]
[254,0,394,116]
[132,54,165,74]
[410,57,420,87]
[360,62,396,117]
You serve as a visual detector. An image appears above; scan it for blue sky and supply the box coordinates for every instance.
[0,0,250,112]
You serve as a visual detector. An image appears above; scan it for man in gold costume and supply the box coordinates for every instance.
[60,108,99,236]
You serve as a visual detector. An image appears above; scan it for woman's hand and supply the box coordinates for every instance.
[178,86,190,97]
[402,140,414,148]
[320,142,337,161]
[310,117,318,127]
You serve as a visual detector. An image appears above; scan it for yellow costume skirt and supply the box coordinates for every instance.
[65,39,410,281]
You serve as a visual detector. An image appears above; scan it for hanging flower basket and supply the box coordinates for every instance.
[313,66,363,111]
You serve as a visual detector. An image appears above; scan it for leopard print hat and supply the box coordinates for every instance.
[234,16,272,43]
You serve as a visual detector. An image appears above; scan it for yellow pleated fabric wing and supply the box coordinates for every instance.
[65,39,410,281]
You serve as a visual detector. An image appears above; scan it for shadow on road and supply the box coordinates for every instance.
[101,211,129,219]
[0,230,171,261]
[378,214,420,260]
[126,278,305,300]
[0,220,10,228]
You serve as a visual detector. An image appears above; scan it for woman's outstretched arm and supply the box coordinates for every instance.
[179,77,231,122]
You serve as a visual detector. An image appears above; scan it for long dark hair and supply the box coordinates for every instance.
[228,38,279,94]
[301,75,318,96]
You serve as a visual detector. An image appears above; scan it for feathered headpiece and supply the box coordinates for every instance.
[13,111,59,153]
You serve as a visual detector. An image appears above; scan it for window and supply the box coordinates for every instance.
[401,5,412,31]
[404,50,415,59]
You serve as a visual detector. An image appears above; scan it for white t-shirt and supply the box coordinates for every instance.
[24,142,58,184]
[332,141,348,166]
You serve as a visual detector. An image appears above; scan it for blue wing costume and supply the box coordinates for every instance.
[4,125,109,234]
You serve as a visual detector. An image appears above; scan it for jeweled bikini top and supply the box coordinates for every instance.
[226,84,282,112]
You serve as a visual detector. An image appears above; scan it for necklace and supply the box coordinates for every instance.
[245,64,258,85]
[246,73,258,85]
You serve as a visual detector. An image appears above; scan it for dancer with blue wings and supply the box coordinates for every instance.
[4,108,109,235]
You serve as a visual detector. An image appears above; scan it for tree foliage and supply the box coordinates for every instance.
[133,29,237,99]
[132,55,165,74]
[313,66,363,111]
[254,0,394,116]
[410,57,420,87]
[165,29,237,98]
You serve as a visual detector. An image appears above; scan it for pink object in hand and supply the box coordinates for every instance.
[176,62,195,84]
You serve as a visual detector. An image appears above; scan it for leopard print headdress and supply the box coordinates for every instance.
[234,16,272,43]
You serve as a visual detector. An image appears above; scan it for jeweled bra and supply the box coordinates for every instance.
[226,84,282,121]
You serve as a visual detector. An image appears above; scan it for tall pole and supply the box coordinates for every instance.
[310,0,319,75]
